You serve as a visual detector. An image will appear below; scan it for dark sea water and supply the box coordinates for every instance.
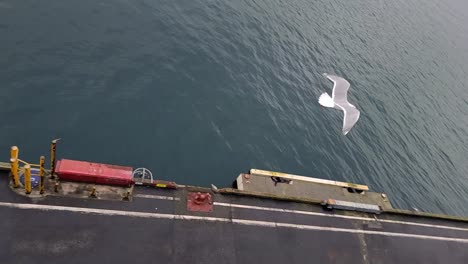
[1,0,467,216]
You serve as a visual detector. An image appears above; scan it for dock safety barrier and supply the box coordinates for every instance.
[23,164,31,194]
[50,138,60,178]
[9,144,52,194]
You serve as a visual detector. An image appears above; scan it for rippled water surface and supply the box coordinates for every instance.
[1,0,467,216]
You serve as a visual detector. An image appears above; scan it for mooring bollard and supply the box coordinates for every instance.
[90,186,97,198]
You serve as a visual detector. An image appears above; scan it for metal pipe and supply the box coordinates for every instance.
[39,156,45,194]
[17,158,40,166]
[24,164,31,194]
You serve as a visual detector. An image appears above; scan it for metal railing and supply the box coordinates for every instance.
[9,139,59,194]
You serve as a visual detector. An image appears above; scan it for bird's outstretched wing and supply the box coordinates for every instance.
[324,73,350,103]
[336,104,360,135]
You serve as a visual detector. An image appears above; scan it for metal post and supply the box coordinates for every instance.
[10,146,19,160]
[10,146,20,187]
[10,158,19,188]
[39,156,45,194]
[24,164,31,194]
[50,138,60,178]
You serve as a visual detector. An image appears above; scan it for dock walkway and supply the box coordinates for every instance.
[1,171,467,263]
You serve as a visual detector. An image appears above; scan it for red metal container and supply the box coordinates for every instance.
[55,159,133,186]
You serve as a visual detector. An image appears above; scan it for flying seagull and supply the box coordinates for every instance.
[318,73,360,135]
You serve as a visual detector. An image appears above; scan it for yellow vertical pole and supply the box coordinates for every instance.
[39,156,45,194]
[10,146,19,160]
[24,164,31,194]
[50,139,60,178]
[10,146,20,187]
[10,158,19,188]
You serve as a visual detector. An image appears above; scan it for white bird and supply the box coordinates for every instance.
[319,73,360,135]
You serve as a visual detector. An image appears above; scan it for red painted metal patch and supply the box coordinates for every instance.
[187,192,213,212]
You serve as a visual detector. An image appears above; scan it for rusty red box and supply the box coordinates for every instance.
[55,159,133,186]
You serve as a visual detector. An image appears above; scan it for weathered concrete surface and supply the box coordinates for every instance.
[1,172,468,264]
[237,172,393,210]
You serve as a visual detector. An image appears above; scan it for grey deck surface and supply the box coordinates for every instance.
[0,172,467,264]
[238,173,393,210]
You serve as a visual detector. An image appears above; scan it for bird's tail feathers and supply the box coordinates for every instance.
[318,93,334,108]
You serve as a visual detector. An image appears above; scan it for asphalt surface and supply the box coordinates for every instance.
[0,173,467,264]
